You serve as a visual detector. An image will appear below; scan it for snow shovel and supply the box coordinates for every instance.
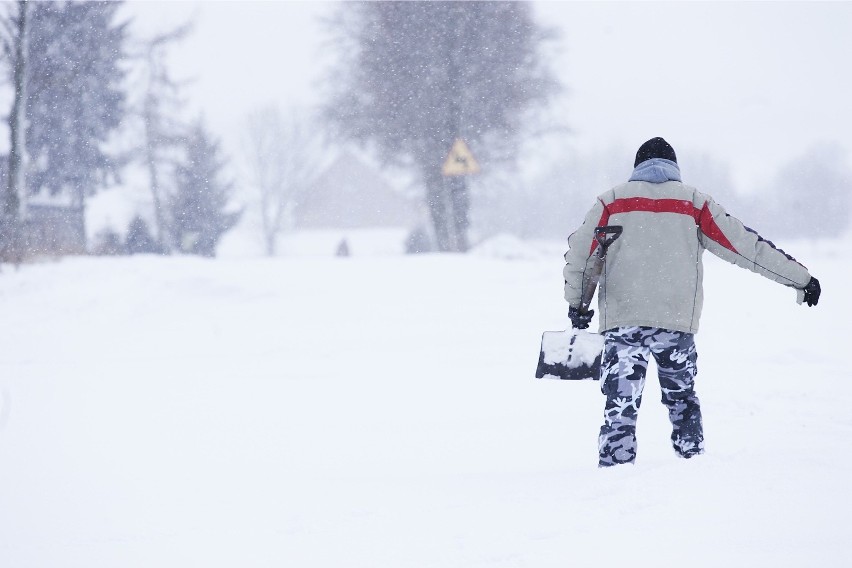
[535,225,622,381]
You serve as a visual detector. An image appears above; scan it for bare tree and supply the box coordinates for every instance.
[243,106,321,256]
[323,2,558,252]
[131,23,193,251]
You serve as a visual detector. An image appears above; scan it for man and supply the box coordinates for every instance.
[563,137,821,467]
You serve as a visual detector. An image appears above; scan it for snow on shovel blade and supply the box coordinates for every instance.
[535,329,605,381]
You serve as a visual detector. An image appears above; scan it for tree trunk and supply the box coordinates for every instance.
[424,169,472,253]
[143,96,169,252]
[440,5,469,253]
[259,190,279,257]
[424,168,453,252]
[261,204,276,256]
[3,0,29,263]
[449,176,470,252]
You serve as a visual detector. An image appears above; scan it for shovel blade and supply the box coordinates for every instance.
[535,329,605,381]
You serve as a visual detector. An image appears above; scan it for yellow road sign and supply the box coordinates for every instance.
[442,138,480,177]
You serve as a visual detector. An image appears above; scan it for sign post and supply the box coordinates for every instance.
[441,138,480,252]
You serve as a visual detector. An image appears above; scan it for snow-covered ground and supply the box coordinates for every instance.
[0,234,849,567]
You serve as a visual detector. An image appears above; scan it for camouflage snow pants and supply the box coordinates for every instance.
[598,326,704,467]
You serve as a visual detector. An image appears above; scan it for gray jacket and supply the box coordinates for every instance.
[563,159,812,334]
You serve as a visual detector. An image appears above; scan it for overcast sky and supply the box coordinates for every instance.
[122,1,852,192]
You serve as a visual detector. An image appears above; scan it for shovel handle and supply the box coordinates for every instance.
[578,225,623,313]
[594,225,623,258]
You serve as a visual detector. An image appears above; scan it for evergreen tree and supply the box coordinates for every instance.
[169,121,241,257]
[324,2,558,251]
[125,215,161,255]
[91,226,124,256]
[25,1,127,206]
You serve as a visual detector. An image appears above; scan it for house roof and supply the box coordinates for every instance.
[294,153,423,230]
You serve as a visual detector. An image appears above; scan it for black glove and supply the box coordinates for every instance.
[569,306,594,329]
[803,277,820,307]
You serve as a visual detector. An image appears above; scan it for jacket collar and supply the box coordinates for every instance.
[629,158,681,183]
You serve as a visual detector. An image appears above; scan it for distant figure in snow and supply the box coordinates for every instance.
[563,137,821,467]
[336,238,351,257]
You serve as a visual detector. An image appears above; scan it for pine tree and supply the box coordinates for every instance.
[125,215,161,255]
[25,1,127,207]
[169,121,241,257]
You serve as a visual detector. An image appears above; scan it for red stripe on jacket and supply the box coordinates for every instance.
[694,202,736,253]
[589,197,737,255]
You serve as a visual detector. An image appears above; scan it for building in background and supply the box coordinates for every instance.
[26,203,87,255]
[295,152,423,230]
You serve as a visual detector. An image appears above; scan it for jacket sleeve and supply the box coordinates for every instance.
[563,199,607,307]
[694,194,812,301]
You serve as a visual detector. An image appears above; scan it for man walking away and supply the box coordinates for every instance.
[562,137,821,467]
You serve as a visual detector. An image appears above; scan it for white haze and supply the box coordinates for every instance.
[121,1,852,197]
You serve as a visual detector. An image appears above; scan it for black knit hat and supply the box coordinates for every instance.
[634,137,677,167]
